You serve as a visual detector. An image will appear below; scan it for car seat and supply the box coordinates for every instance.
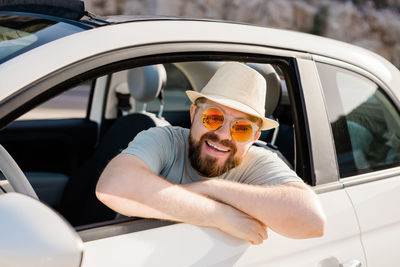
[59,65,169,226]
[347,120,373,169]
[247,64,295,169]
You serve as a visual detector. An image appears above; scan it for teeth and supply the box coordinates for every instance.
[206,141,229,152]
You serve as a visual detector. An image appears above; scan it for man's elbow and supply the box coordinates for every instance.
[302,211,327,238]
[95,183,113,206]
[95,173,122,206]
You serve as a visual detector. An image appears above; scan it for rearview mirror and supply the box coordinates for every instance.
[0,193,83,267]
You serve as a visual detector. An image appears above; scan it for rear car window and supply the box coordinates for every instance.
[0,13,85,63]
[318,62,400,177]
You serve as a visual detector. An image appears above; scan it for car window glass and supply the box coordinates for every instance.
[0,14,85,64]
[318,62,400,177]
[17,80,92,120]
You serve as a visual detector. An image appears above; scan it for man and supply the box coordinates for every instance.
[96,62,326,245]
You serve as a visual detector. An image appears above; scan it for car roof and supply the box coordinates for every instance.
[0,19,399,103]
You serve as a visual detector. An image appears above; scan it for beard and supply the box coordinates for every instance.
[189,131,242,177]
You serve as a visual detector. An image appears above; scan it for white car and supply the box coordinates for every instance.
[0,1,399,266]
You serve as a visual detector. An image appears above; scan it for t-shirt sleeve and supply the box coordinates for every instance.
[121,126,173,174]
[239,148,303,186]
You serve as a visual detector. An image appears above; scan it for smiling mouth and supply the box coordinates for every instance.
[205,140,230,152]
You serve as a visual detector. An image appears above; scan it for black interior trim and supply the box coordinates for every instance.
[77,218,175,242]
[285,59,314,184]
[85,79,96,120]
[0,118,98,174]
[0,185,6,193]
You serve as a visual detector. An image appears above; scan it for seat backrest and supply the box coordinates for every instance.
[247,64,296,167]
[128,64,170,126]
[247,63,281,117]
[59,64,169,226]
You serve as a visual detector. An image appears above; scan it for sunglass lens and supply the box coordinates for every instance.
[231,120,253,142]
[202,108,224,130]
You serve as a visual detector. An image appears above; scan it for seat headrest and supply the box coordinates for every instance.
[127,65,167,103]
[247,64,281,117]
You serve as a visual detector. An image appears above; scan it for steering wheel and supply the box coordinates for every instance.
[0,145,38,199]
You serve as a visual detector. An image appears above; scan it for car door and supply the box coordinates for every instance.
[80,58,366,266]
[316,58,400,267]
[0,20,366,266]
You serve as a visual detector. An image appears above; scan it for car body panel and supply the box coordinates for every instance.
[81,190,365,267]
[1,20,399,103]
[0,193,83,267]
[345,175,400,267]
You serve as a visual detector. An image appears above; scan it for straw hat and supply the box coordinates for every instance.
[186,62,279,130]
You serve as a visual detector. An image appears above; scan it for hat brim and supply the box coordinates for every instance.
[186,90,279,131]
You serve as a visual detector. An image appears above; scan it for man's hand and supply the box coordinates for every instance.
[216,204,268,245]
[183,181,268,244]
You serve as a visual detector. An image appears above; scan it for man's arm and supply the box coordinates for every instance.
[183,179,326,239]
[96,153,268,244]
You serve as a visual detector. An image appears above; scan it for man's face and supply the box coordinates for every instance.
[189,99,261,177]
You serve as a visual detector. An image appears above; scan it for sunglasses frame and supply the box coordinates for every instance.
[196,103,260,142]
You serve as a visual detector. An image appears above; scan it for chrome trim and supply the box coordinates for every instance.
[341,166,400,188]
[313,181,344,194]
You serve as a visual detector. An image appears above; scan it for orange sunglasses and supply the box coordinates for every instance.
[197,103,260,142]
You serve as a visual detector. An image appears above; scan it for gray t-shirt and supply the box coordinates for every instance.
[122,126,302,186]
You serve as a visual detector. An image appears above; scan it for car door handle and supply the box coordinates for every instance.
[340,260,362,267]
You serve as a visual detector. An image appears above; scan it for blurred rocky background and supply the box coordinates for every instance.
[84,0,400,68]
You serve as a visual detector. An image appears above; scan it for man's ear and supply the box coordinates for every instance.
[254,130,262,141]
[190,104,197,123]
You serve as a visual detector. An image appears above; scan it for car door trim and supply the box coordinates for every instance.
[341,166,400,188]
[296,58,339,185]
[77,218,175,242]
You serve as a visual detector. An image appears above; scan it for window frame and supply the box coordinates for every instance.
[0,42,315,239]
[314,55,400,187]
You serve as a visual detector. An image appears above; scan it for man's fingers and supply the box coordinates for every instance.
[248,222,268,245]
[260,226,268,240]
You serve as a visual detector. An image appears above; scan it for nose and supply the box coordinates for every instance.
[214,120,232,141]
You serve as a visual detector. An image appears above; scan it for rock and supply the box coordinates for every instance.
[380,10,400,45]
[325,1,370,42]
[293,1,318,31]
[225,0,268,25]
[156,0,183,16]
[265,0,295,29]
[120,0,154,15]
[181,0,227,19]
[393,44,400,67]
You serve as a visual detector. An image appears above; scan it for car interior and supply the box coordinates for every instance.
[0,58,308,231]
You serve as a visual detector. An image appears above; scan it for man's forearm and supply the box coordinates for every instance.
[96,154,222,226]
[184,179,326,239]
[96,154,268,244]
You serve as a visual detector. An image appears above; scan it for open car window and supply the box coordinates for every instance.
[0,56,310,239]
